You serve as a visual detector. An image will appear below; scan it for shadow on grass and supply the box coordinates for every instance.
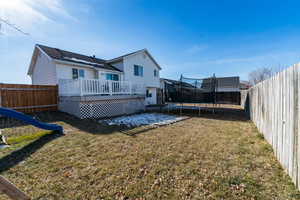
[159,107,249,122]
[121,126,157,137]
[0,107,248,137]
[120,116,191,137]
[0,132,63,173]
[0,111,121,135]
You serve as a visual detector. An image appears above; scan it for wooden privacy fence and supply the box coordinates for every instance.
[0,83,58,113]
[247,63,300,189]
[0,176,30,200]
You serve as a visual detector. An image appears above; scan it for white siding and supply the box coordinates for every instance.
[31,50,57,85]
[56,64,96,80]
[123,52,160,88]
[111,61,124,72]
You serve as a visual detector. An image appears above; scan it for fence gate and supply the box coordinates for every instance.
[0,84,58,113]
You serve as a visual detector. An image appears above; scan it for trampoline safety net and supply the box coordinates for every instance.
[165,75,218,104]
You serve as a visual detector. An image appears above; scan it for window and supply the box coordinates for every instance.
[146,89,152,97]
[79,69,85,78]
[106,73,119,81]
[134,65,143,77]
[72,68,85,79]
[154,69,158,77]
[72,68,78,79]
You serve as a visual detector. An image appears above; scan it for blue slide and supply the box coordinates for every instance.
[0,107,63,133]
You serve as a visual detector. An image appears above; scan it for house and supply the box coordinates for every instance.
[27,44,162,118]
[201,76,240,92]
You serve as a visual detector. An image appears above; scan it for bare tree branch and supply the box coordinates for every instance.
[248,67,274,85]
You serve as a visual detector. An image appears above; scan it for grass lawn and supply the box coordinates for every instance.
[0,110,300,199]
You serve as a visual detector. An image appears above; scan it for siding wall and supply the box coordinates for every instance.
[32,50,57,85]
[56,63,96,81]
[123,53,160,88]
[111,61,124,72]
[247,63,300,189]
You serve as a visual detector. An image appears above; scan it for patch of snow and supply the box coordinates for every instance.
[64,57,103,66]
[100,113,187,127]
[0,144,10,149]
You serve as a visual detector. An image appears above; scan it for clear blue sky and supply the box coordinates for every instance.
[1,0,300,83]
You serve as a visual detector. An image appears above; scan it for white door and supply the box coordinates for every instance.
[145,88,157,105]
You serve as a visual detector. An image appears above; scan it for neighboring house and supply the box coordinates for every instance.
[240,80,252,90]
[202,76,241,104]
[27,44,162,118]
[201,76,240,92]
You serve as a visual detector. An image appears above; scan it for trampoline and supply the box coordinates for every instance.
[164,75,218,115]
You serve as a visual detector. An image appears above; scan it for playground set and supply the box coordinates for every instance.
[0,107,63,200]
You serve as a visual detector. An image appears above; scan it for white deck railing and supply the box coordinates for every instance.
[58,79,146,96]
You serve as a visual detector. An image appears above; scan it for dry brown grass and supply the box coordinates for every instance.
[0,111,299,199]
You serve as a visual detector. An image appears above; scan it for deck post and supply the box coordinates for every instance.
[109,81,113,95]
[79,79,83,96]
[129,82,132,95]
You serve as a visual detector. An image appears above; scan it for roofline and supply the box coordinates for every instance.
[54,59,96,69]
[107,49,162,70]
[54,59,123,73]
[28,45,54,75]
[107,49,146,63]
[27,47,38,75]
[144,49,162,70]
[28,45,161,76]
[107,56,123,63]
[37,45,53,61]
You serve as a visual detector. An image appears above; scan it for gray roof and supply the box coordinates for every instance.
[37,44,122,72]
